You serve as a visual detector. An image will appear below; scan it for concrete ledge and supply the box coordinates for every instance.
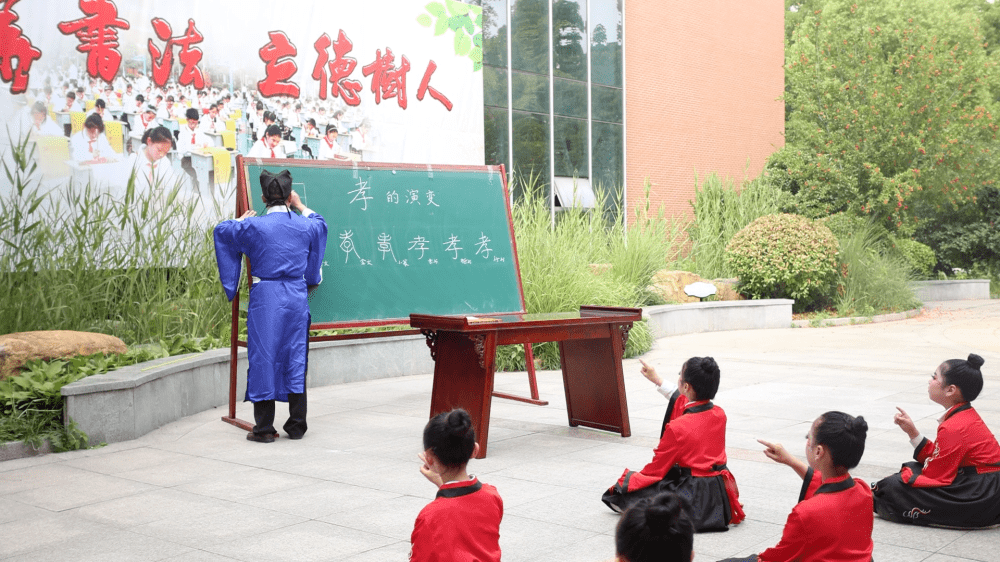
[0,439,52,461]
[790,307,922,328]
[912,279,991,301]
[644,299,793,337]
[62,334,433,446]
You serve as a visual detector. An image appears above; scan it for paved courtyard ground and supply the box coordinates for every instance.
[1,299,999,561]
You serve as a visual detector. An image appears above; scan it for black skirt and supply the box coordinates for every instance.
[872,462,1000,529]
[602,466,733,532]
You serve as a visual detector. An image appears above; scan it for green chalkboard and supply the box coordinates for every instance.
[235,158,525,327]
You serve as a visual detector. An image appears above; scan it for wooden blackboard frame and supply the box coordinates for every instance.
[222,156,545,432]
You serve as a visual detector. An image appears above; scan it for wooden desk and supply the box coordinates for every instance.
[189,151,215,197]
[206,132,225,148]
[410,305,641,458]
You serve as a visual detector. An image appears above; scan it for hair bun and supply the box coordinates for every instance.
[446,409,472,437]
[852,415,869,435]
[644,494,683,529]
[967,353,985,369]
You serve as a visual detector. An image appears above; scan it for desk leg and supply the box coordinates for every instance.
[427,330,497,458]
[558,324,631,437]
[196,168,211,199]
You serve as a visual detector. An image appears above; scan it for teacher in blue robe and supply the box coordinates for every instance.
[213,169,328,443]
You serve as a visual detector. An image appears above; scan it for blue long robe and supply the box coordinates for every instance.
[213,208,328,402]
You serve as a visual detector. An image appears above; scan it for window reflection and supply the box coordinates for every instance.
[481,0,509,67]
[512,111,550,195]
[591,0,623,87]
[553,0,586,81]
[511,0,549,74]
[554,116,588,178]
[484,105,510,170]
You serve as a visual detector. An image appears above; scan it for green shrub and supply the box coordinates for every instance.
[725,213,839,311]
[892,238,936,278]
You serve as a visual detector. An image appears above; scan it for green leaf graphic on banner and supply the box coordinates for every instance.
[468,4,482,15]
[454,31,472,56]
[434,16,449,36]
[473,61,482,71]
[426,2,446,17]
[473,32,482,48]
[446,0,469,16]
[417,14,432,27]
[468,46,482,63]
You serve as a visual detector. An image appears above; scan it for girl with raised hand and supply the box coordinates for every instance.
[602,357,744,531]
[872,353,1000,528]
[410,408,503,562]
[721,411,873,562]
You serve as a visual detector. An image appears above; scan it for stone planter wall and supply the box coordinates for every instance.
[911,279,991,302]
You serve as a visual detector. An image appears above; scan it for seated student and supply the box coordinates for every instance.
[603,357,744,531]
[410,408,503,562]
[872,353,1000,528]
[199,103,222,134]
[90,98,107,119]
[176,108,213,187]
[721,412,873,562]
[28,101,63,136]
[128,125,183,190]
[70,113,120,164]
[247,124,286,158]
[135,104,159,136]
[615,493,694,562]
[303,118,321,139]
[62,90,83,113]
[318,125,349,161]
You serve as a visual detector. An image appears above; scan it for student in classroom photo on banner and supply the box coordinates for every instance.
[212,169,328,443]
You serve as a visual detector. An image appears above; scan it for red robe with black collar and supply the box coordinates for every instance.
[410,477,503,562]
[759,469,874,562]
[901,402,1000,487]
[612,393,744,526]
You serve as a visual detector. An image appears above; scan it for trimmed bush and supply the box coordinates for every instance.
[725,214,839,311]
[893,238,936,278]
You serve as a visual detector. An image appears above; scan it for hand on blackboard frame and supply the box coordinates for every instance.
[287,190,304,213]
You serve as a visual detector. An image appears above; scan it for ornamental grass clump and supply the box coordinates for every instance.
[725,213,839,312]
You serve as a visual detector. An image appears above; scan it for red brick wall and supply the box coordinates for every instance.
[625,0,785,222]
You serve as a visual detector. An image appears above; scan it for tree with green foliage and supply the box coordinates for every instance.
[770,0,1000,231]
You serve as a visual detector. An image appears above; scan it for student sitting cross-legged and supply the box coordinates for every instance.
[602,357,745,531]
[872,353,1000,529]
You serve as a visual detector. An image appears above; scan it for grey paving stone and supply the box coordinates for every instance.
[202,520,397,562]
[0,528,194,561]
[317,493,428,541]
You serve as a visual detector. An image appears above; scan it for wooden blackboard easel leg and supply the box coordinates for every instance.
[222,291,253,431]
[492,343,549,406]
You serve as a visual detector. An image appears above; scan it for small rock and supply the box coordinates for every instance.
[0,330,127,378]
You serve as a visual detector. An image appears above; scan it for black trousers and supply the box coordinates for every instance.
[252,390,307,438]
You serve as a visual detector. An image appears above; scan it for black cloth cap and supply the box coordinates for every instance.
[260,169,293,203]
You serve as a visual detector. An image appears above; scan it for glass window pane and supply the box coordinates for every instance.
[554,117,588,178]
[592,85,622,123]
[512,111,550,194]
[484,65,508,108]
[553,0,587,81]
[512,70,549,113]
[484,106,510,170]
[592,121,623,201]
[590,0,623,87]
[482,0,508,67]
[511,0,549,74]
[553,78,586,118]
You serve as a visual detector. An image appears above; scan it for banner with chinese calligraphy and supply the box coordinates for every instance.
[0,0,484,194]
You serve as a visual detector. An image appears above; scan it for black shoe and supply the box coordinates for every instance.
[247,431,275,443]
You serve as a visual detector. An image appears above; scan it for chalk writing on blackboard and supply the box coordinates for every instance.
[409,236,430,259]
[340,230,361,263]
[406,189,420,205]
[476,234,493,259]
[387,190,399,204]
[427,191,440,206]
[377,233,398,262]
[350,178,372,210]
[444,235,463,259]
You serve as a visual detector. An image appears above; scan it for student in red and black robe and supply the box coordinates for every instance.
[720,411,873,562]
[602,357,745,532]
[410,409,503,562]
[872,353,1000,529]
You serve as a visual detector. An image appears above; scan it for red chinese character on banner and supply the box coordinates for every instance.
[417,60,453,111]
[311,29,362,106]
[148,18,205,88]
[57,0,130,83]
[0,0,42,94]
[258,31,299,98]
[361,48,410,109]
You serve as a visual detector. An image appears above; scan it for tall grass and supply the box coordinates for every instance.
[685,171,786,279]
[0,133,231,345]
[835,221,920,315]
[497,175,686,370]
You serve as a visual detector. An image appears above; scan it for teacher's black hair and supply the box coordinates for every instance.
[814,411,867,469]
[682,356,720,401]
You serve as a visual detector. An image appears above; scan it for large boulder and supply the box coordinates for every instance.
[0,331,127,378]
[649,271,744,303]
